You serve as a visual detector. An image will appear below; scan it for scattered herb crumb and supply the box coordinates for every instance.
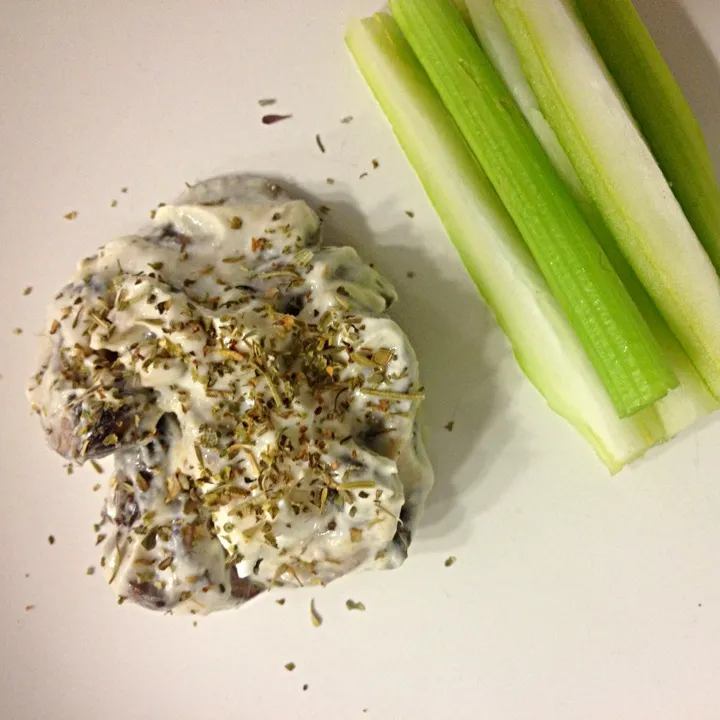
[275,598,286,606]
[303,684,309,691]
[110,199,118,208]
[407,271,416,279]
[326,178,335,185]
[63,211,78,220]
[121,187,128,193]
[193,621,198,627]
[346,599,366,612]
[48,535,55,545]
[285,662,296,672]
[25,605,35,612]
[65,463,74,476]
[371,158,380,169]
[258,98,277,107]
[22,286,33,296]
[341,115,354,124]
[315,134,326,153]
[445,556,457,568]
[86,566,96,576]
[359,172,368,179]
[262,114,292,125]
[310,598,322,627]
[25,573,30,578]
[229,216,243,230]
[92,483,101,492]
[318,205,331,215]
[444,421,455,432]
[13,328,23,335]
[90,460,103,474]
[405,210,415,218]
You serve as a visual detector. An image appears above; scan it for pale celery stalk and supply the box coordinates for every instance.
[466,0,582,195]
[495,0,720,401]
[575,0,720,275]
[389,0,676,419]
[346,12,664,471]
[466,0,718,434]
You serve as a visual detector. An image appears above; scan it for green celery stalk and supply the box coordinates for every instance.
[389,0,676,418]
[466,0,718,435]
[575,0,720,275]
[495,0,720,401]
[345,12,665,471]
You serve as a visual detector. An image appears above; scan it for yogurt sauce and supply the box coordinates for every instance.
[28,176,433,613]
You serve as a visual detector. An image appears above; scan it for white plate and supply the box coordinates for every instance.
[1,1,720,718]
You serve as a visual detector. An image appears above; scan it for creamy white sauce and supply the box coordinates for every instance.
[28,176,434,613]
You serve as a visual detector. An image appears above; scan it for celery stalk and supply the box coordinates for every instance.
[575,0,720,275]
[495,0,720,401]
[346,12,664,471]
[466,0,582,196]
[389,0,676,418]
[466,0,718,435]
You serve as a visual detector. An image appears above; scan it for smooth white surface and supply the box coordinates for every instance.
[1,1,720,718]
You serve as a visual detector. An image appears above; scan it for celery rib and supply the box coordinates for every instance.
[495,0,720,401]
[465,0,718,436]
[575,0,720,275]
[389,0,676,418]
[345,12,664,470]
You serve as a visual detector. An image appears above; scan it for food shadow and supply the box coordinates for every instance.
[265,176,529,549]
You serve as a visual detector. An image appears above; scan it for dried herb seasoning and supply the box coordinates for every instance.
[310,599,322,627]
[262,114,293,125]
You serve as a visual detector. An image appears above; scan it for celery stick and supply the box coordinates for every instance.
[575,0,720,275]
[466,0,718,434]
[346,12,664,471]
[389,0,676,418]
[466,0,582,196]
[495,0,720,401]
